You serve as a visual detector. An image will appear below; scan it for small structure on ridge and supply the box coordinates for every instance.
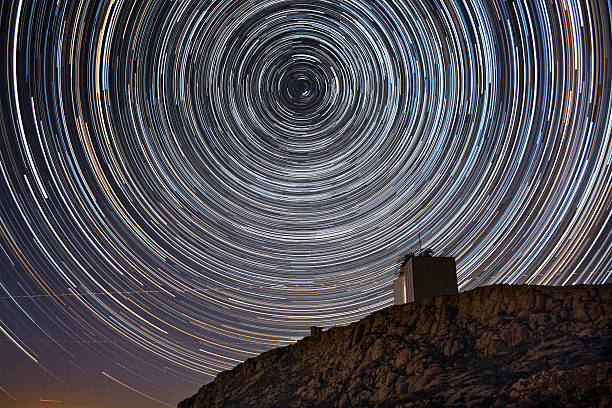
[393,251,458,305]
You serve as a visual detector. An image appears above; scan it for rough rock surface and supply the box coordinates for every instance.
[178,285,611,407]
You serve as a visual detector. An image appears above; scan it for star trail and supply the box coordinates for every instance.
[0,0,611,406]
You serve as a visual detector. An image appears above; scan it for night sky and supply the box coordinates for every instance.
[1,0,611,407]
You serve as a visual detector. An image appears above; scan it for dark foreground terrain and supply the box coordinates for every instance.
[178,284,611,407]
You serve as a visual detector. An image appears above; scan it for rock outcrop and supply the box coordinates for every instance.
[178,284,611,407]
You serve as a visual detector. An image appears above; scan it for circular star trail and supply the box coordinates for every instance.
[0,0,611,401]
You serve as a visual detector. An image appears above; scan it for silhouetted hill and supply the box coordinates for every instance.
[178,284,611,407]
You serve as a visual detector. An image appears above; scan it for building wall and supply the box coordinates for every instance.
[393,275,406,305]
[404,262,414,302]
[409,257,457,301]
[394,256,458,304]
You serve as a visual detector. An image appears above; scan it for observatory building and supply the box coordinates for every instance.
[394,251,458,305]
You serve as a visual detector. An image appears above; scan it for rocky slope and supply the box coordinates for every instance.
[178,284,611,407]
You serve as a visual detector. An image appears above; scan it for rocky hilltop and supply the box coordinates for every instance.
[178,285,611,407]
